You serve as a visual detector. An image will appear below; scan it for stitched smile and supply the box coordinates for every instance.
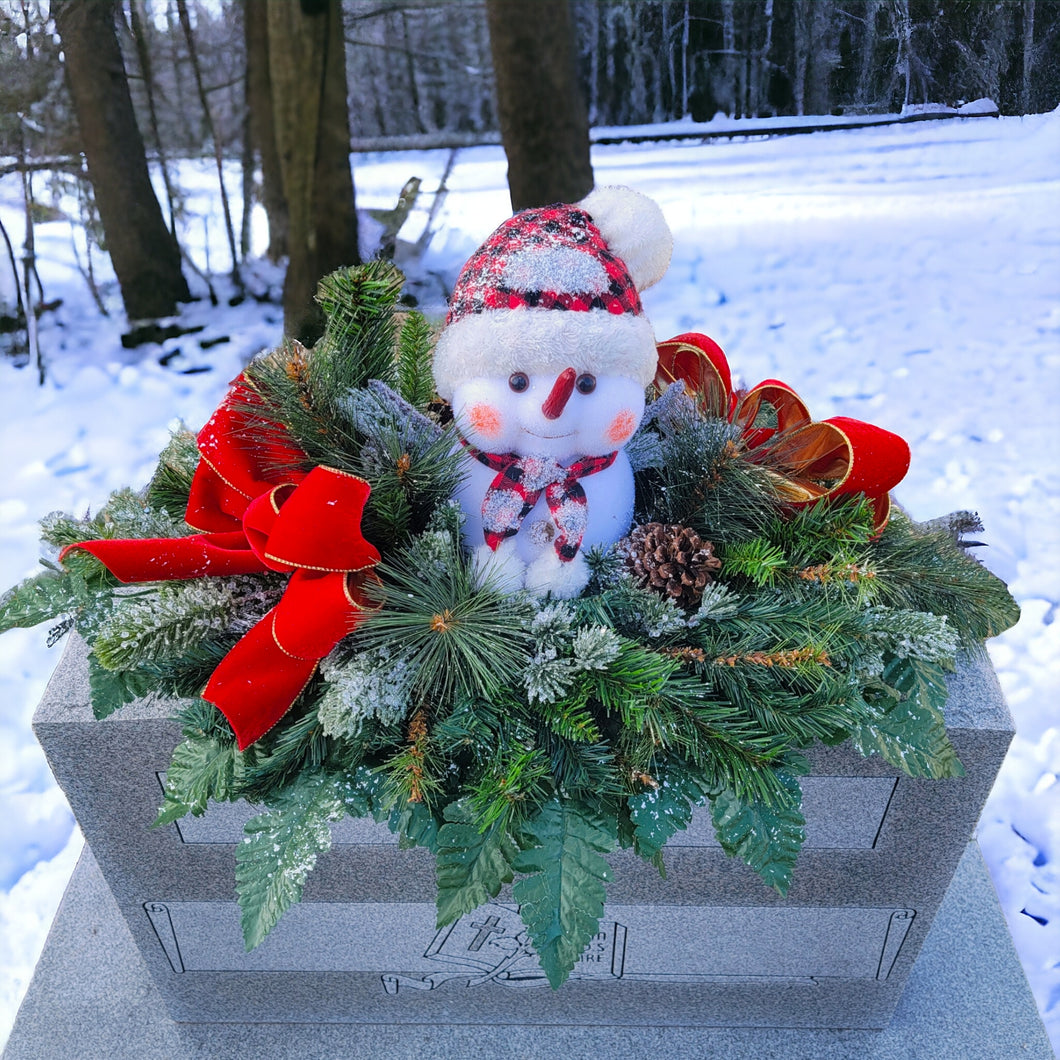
[523,429,576,440]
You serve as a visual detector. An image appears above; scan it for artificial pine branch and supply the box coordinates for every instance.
[872,510,1020,642]
[92,579,246,671]
[145,429,200,518]
[358,540,534,708]
[313,262,405,390]
[395,310,436,408]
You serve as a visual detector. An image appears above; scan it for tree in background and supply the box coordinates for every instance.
[485,0,594,210]
[54,0,190,321]
[267,0,359,343]
[244,0,288,263]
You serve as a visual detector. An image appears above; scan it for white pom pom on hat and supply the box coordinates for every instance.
[577,185,672,293]
[432,185,673,401]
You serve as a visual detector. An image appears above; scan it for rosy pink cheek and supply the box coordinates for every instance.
[606,408,637,445]
[468,402,503,439]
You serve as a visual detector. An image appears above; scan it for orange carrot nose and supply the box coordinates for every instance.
[542,368,577,420]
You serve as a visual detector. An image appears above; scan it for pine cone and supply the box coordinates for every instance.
[620,522,722,608]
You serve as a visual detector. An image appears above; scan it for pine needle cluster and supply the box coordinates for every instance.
[0,263,1021,991]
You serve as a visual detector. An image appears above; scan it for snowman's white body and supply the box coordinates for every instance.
[452,370,645,598]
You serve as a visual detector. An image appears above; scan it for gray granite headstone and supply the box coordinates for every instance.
[31,637,1015,1028]
[5,844,1053,1058]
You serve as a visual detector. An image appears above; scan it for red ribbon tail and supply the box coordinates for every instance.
[204,570,375,750]
[60,532,271,582]
[203,612,318,751]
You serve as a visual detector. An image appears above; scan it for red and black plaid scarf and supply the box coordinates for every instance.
[461,441,618,562]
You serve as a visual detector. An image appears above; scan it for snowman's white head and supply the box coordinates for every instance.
[434,186,673,460]
[453,364,645,461]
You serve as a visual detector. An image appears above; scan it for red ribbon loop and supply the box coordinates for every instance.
[655,333,910,529]
[61,374,381,749]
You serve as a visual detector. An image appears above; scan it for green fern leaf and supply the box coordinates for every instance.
[850,655,964,779]
[511,796,616,989]
[435,801,517,927]
[235,771,346,951]
[0,568,77,634]
[87,655,153,720]
[153,734,242,826]
[628,766,711,861]
[710,770,805,895]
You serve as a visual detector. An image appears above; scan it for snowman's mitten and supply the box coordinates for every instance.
[525,550,590,600]
[471,541,526,594]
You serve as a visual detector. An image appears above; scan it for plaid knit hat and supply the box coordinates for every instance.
[432,186,672,400]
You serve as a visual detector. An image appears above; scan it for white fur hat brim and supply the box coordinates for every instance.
[432,307,658,400]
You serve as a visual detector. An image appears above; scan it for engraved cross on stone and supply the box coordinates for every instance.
[467,915,504,951]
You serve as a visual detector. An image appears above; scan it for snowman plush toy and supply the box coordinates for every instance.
[432,186,673,599]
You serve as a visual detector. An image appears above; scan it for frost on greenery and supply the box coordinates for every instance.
[405,530,456,579]
[687,582,741,626]
[40,488,193,553]
[523,613,621,702]
[524,646,576,705]
[340,380,442,477]
[864,606,960,664]
[317,647,417,737]
[527,601,575,648]
[571,626,621,670]
[626,381,696,472]
[633,589,689,639]
[93,578,272,670]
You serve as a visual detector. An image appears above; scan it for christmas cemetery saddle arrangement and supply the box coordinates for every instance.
[1,187,1019,989]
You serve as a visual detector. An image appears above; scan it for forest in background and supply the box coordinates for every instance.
[4,0,1057,160]
[1,0,1058,356]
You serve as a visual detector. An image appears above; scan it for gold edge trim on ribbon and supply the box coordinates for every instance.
[262,554,380,574]
[270,612,321,662]
[313,466,372,488]
[344,571,384,610]
[197,453,257,503]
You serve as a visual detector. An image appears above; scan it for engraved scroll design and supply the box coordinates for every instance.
[876,908,916,980]
[144,903,185,973]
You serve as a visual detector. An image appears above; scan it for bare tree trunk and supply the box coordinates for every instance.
[177,0,239,279]
[721,0,737,117]
[893,0,913,108]
[267,0,358,344]
[127,0,179,236]
[55,0,190,321]
[793,0,809,114]
[806,0,837,116]
[856,0,879,108]
[681,0,690,117]
[1023,0,1036,113]
[485,0,594,211]
[244,0,288,262]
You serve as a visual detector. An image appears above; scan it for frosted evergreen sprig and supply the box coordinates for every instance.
[93,579,249,671]
[571,626,622,670]
[318,647,418,737]
[687,582,742,625]
[524,646,576,705]
[863,606,960,665]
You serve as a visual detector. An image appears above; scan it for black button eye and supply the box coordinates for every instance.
[576,373,596,395]
[508,372,529,393]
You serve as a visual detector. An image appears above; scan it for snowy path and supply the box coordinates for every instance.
[1,112,1058,1050]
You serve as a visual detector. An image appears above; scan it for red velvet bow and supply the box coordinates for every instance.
[62,375,381,750]
[655,333,910,530]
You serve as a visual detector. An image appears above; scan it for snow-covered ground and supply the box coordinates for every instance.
[1,112,1058,1052]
